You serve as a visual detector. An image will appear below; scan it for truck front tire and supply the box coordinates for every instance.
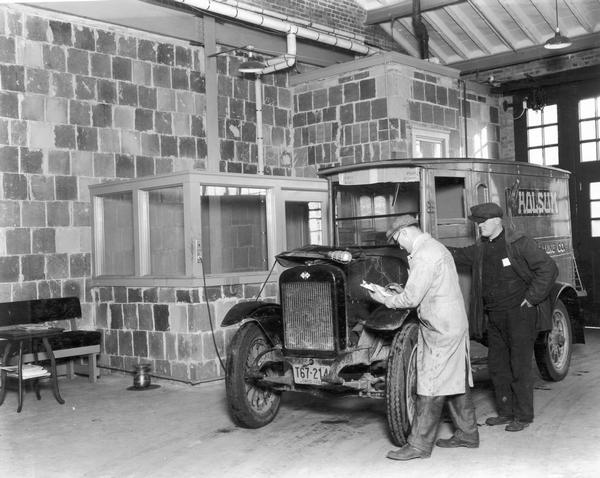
[534,299,573,381]
[225,322,281,428]
[385,321,418,447]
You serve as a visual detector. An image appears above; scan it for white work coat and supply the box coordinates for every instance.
[383,233,472,396]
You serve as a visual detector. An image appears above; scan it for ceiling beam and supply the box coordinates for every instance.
[467,0,515,51]
[497,65,600,94]
[365,0,466,25]
[564,0,594,33]
[425,11,468,60]
[445,7,489,55]
[378,21,420,57]
[500,1,541,45]
[395,17,448,63]
[452,32,600,75]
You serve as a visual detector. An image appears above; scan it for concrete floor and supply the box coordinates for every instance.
[2,330,600,478]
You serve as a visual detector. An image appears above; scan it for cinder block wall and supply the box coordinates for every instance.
[291,56,501,177]
[0,5,219,381]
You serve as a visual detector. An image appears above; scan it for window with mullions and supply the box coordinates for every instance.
[526,104,558,166]
[590,182,600,237]
[334,182,420,246]
[200,187,268,274]
[579,96,600,162]
[90,172,328,286]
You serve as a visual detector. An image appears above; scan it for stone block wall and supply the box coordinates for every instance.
[0,5,227,381]
[216,55,294,175]
[95,282,277,381]
[290,55,501,175]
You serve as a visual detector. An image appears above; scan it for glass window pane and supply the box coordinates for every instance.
[374,195,387,215]
[527,109,542,127]
[590,182,600,200]
[545,146,559,166]
[579,98,596,120]
[580,141,598,162]
[543,125,558,145]
[528,148,544,165]
[543,104,557,124]
[580,120,596,141]
[201,187,267,274]
[544,125,558,145]
[359,196,372,216]
[285,201,323,250]
[591,219,600,237]
[148,187,185,276]
[435,177,465,220]
[528,127,543,147]
[591,201,600,219]
[102,192,134,275]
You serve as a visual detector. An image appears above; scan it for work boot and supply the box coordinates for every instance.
[386,444,430,461]
[505,419,530,432]
[435,435,479,449]
[485,415,512,426]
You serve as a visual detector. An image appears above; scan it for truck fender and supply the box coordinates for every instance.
[221,301,283,346]
[363,305,412,331]
[550,282,585,344]
[550,281,576,305]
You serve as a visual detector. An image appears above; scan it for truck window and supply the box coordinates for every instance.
[477,184,489,204]
[333,182,420,246]
[435,177,466,222]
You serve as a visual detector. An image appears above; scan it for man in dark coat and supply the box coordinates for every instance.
[450,202,558,432]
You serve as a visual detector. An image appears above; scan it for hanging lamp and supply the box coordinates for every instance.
[544,0,571,50]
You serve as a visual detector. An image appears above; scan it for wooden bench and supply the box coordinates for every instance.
[0,297,101,383]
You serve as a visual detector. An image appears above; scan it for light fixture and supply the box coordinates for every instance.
[544,0,571,50]
[238,47,267,74]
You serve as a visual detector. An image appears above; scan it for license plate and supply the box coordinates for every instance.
[292,360,331,385]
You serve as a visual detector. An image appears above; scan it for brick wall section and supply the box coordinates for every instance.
[291,60,500,175]
[238,0,397,51]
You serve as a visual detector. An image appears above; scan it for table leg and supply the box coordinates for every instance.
[41,337,64,405]
[33,341,41,400]
[17,341,23,413]
[0,342,13,406]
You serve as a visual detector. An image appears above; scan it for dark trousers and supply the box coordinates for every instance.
[487,305,538,422]
[408,384,479,454]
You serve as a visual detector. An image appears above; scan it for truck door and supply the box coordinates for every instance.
[426,170,474,247]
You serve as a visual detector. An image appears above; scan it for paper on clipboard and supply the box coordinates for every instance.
[360,281,393,296]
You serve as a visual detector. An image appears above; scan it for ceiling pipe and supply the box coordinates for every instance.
[239,32,297,175]
[176,0,379,56]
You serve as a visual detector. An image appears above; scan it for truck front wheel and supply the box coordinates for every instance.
[385,321,418,447]
[225,322,281,428]
[534,299,573,381]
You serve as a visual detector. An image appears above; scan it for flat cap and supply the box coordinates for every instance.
[386,214,419,241]
[468,202,504,223]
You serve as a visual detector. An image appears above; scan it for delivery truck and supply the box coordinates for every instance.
[221,158,586,446]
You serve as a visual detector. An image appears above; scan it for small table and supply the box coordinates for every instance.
[0,327,65,413]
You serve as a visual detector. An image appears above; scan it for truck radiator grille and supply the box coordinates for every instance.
[281,282,335,351]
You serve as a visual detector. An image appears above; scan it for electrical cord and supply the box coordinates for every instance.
[199,257,226,372]
[254,260,277,301]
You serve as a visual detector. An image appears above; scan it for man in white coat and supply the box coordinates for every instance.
[368,215,479,460]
